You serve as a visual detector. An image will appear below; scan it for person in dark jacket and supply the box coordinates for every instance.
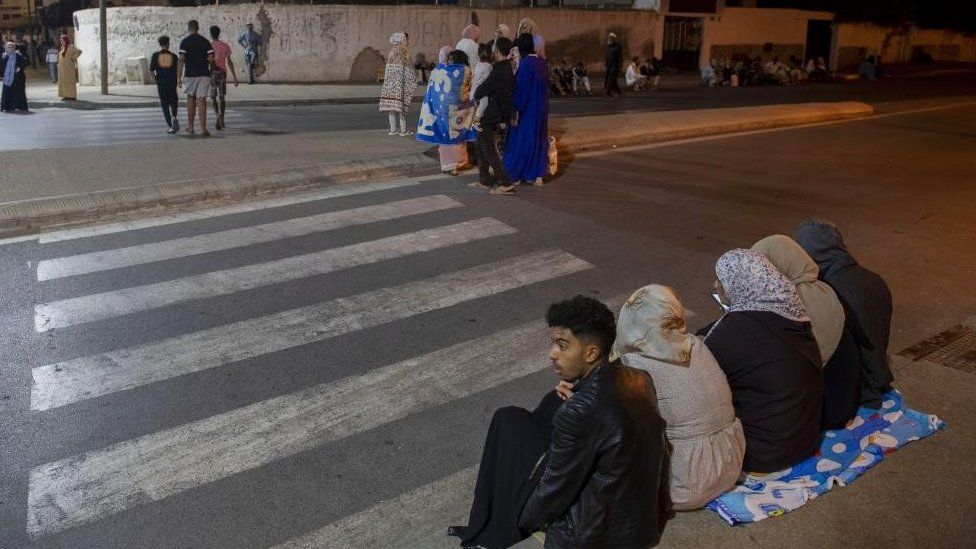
[1,42,29,113]
[519,296,671,548]
[702,249,824,473]
[794,218,895,407]
[473,37,515,195]
[604,32,623,97]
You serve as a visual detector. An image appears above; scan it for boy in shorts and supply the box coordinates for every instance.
[177,19,214,136]
[209,25,239,131]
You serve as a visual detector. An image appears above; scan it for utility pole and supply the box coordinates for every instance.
[100,0,108,94]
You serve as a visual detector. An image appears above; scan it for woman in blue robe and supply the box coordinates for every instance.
[504,34,549,186]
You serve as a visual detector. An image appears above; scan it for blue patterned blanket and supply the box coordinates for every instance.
[706,389,946,525]
[416,63,477,146]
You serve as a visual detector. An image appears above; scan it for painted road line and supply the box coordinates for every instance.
[30,249,592,411]
[37,178,421,244]
[34,195,461,280]
[28,321,549,538]
[34,218,516,332]
[274,466,478,549]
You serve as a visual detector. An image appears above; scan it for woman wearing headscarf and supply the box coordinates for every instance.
[752,235,863,429]
[516,18,545,59]
[1,42,28,112]
[379,31,417,136]
[422,47,472,175]
[57,34,82,101]
[702,249,823,473]
[503,34,549,187]
[456,19,481,71]
[614,285,745,510]
[794,218,895,408]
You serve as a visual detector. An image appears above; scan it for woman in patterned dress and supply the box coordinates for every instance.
[378,31,417,136]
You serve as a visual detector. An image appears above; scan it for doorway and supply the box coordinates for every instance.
[663,16,703,71]
[805,20,832,64]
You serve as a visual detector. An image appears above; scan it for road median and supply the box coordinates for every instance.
[0,101,874,238]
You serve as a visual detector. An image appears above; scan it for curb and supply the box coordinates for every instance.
[0,153,433,237]
[554,101,874,153]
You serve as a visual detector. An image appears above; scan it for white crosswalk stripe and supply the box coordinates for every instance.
[20,176,608,545]
[35,195,462,281]
[37,178,422,243]
[31,249,591,411]
[34,218,516,331]
[28,322,549,537]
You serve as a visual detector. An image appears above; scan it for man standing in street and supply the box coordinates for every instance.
[45,42,59,84]
[604,32,623,97]
[150,35,179,134]
[473,37,515,195]
[209,25,239,131]
[178,20,214,136]
[238,23,261,85]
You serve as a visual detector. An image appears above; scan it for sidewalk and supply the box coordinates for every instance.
[0,100,873,237]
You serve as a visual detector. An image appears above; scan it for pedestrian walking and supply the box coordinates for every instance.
[208,25,239,131]
[504,34,549,187]
[604,32,623,97]
[472,37,515,195]
[149,35,180,134]
[1,42,29,112]
[238,23,261,85]
[45,42,59,83]
[378,31,417,137]
[177,19,214,136]
[57,34,81,101]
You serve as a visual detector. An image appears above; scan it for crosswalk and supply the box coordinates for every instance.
[11,175,618,546]
[1,107,269,150]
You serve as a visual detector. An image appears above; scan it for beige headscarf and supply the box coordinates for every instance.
[752,234,845,364]
[612,284,694,366]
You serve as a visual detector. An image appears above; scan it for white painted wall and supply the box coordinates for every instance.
[832,22,976,69]
[699,7,833,69]
[74,5,662,85]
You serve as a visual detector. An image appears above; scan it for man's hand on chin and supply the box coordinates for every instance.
[555,380,575,401]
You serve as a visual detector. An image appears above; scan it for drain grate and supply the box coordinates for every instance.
[898,324,976,374]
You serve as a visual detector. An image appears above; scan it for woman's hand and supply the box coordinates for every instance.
[555,380,575,401]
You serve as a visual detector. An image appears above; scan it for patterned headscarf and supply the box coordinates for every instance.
[612,285,694,367]
[495,23,511,39]
[389,31,406,46]
[517,18,537,35]
[716,248,809,322]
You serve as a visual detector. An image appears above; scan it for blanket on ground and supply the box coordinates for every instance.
[706,389,945,525]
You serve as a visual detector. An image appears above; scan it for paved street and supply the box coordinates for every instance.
[0,100,973,547]
[3,73,975,151]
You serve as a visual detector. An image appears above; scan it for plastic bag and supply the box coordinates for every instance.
[548,136,558,176]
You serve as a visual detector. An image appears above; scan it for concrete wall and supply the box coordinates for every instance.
[701,7,832,68]
[833,23,976,70]
[74,5,661,85]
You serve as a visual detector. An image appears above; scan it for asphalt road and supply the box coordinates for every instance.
[2,72,975,151]
[0,103,974,548]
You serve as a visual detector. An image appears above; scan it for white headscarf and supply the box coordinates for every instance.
[613,285,694,367]
[389,31,406,46]
[716,248,809,322]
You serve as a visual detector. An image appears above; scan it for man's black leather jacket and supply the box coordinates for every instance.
[519,362,672,548]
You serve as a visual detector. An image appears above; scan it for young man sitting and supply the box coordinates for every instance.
[625,56,647,90]
[451,295,672,548]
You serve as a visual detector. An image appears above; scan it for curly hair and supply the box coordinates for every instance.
[546,295,616,358]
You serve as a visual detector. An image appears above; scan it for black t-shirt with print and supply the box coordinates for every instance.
[178,33,213,78]
[150,50,179,87]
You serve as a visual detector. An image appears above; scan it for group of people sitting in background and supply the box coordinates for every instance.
[702,54,831,87]
[625,56,663,91]
[451,218,896,549]
[549,59,593,96]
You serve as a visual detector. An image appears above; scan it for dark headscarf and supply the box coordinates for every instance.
[795,218,894,407]
[516,33,535,57]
